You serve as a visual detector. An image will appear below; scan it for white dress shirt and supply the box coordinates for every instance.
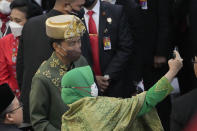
[84,0,100,33]
[102,0,116,4]
[34,0,42,6]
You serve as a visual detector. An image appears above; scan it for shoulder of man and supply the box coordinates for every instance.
[171,89,197,120]
[34,60,49,77]
[74,55,89,67]
[100,1,123,20]
[23,14,47,29]
[0,125,22,131]
[173,89,197,107]
[101,1,123,12]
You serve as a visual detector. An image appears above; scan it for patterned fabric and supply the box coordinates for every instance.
[0,34,20,98]
[62,93,145,131]
[35,52,69,90]
[138,77,173,116]
[61,77,173,131]
[62,93,163,131]
[46,15,86,39]
[64,15,86,39]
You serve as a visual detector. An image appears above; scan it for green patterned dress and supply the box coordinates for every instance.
[62,77,173,131]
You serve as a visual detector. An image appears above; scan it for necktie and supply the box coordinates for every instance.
[87,10,102,75]
[0,13,9,35]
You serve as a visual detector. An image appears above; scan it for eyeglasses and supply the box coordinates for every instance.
[7,102,23,113]
[191,58,197,64]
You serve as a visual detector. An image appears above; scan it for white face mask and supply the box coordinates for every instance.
[91,83,98,97]
[0,0,11,15]
[9,21,23,37]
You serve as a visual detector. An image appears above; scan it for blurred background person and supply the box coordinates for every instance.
[170,0,197,130]
[115,0,145,95]
[171,49,197,131]
[172,0,197,95]
[0,83,23,131]
[0,0,42,98]
[0,0,13,37]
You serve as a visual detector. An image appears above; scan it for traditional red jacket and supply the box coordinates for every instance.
[0,34,20,98]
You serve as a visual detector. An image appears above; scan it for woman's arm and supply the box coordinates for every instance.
[137,51,183,117]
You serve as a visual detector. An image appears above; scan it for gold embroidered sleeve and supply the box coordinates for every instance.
[137,77,173,117]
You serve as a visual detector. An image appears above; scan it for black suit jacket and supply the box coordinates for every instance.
[16,10,62,123]
[189,0,197,54]
[138,0,173,65]
[0,124,22,131]
[81,1,134,97]
[171,89,197,131]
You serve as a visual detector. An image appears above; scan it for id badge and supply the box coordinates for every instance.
[139,0,148,10]
[103,37,111,50]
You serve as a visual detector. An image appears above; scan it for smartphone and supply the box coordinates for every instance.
[173,46,179,59]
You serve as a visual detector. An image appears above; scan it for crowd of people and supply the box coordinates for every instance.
[0,0,196,131]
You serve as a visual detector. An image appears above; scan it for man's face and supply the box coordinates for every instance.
[60,36,82,62]
[6,97,23,125]
[70,0,85,11]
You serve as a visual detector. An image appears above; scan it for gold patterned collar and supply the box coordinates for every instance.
[49,52,74,71]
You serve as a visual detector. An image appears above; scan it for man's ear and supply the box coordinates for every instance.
[64,2,72,12]
[53,43,65,56]
[52,42,60,50]
[5,113,14,123]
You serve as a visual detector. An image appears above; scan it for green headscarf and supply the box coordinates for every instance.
[61,66,98,104]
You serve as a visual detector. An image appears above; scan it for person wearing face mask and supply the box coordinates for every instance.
[0,0,13,37]
[0,0,42,99]
[16,0,85,124]
[29,15,88,131]
[60,50,183,130]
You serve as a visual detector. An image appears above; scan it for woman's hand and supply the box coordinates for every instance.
[165,50,183,82]
[168,50,183,74]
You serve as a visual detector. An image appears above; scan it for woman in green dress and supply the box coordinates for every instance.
[61,51,183,131]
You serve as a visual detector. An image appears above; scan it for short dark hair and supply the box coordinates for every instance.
[50,38,65,50]
[10,0,43,19]
[0,104,13,123]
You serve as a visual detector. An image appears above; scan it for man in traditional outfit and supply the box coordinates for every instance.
[29,15,88,131]
[60,50,183,130]
[16,0,85,123]
[0,83,23,131]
